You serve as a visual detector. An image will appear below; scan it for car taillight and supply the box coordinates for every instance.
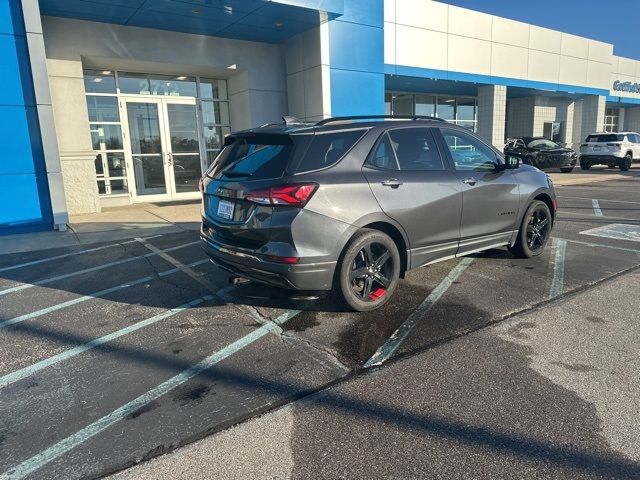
[265,255,300,264]
[246,183,318,207]
[607,143,621,150]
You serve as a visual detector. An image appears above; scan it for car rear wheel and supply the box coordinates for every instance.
[620,154,632,171]
[560,167,574,173]
[580,160,591,170]
[509,201,552,258]
[335,229,400,312]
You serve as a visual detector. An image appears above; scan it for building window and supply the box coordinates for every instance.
[604,108,620,133]
[199,78,231,166]
[84,70,128,196]
[386,92,477,131]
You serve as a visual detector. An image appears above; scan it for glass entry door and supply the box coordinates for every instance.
[123,97,202,202]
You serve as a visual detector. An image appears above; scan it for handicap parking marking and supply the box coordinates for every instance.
[592,199,603,217]
[0,295,218,389]
[0,236,161,274]
[579,224,640,243]
[0,241,200,297]
[0,259,209,331]
[364,257,474,368]
[548,239,567,300]
[0,310,300,480]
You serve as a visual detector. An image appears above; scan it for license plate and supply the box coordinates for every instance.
[217,199,235,220]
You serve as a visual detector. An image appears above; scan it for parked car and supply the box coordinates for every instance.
[200,115,557,311]
[579,132,640,171]
[504,137,577,173]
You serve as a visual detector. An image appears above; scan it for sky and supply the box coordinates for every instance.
[436,0,639,59]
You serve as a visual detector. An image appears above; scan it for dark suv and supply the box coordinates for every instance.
[201,116,557,311]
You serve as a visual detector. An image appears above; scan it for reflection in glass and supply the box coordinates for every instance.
[201,101,230,125]
[167,104,199,152]
[204,126,230,149]
[456,98,476,122]
[437,97,455,121]
[97,180,106,194]
[107,152,126,177]
[392,94,413,115]
[87,96,120,122]
[133,156,167,195]
[126,103,162,154]
[206,150,219,166]
[109,178,128,194]
[90,124,124,150]
[172,155,202,193]
[94,154,104,176]
[415,95,435,116]
[119,73,197,97]
[84,70,116,94]
[200,79,228,100]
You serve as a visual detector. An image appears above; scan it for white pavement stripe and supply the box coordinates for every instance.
[549,239,567,300]
[560,238,640,254]
[0,241,199,297]
[0,236,161,273]
[0,295,215,389]
[558,195,640,206]
[0,310,299,480]
[592,199,603,217]
[364,257,474,368]
[0,259,209,331]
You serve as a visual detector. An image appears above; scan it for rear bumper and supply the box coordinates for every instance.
[580,154,623,165]
[201,234,336,291]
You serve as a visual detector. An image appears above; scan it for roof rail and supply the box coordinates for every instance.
[315,115,446,126]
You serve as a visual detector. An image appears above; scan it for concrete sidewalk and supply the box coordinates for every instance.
[113,268,640,480]
[0,201,201,255]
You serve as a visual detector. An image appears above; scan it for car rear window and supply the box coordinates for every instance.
[287,129,367,174]
[586,134,624,142]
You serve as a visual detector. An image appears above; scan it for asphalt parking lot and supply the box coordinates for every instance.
[1,175,639,479]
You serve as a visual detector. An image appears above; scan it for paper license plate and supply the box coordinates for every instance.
[217,199,235,220]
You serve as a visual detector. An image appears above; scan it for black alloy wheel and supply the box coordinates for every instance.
[509,200,552,258]
[336,229,400,311]
[620,153,632,171]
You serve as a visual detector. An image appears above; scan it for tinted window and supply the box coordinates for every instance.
[441,129,498,172]
[388,128,445,171]
[368,133,399,170]
[208,136,294,180]
[586,134,623,142]
[290,129,367,174]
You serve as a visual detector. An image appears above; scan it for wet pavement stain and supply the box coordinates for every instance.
[172,384,213,405]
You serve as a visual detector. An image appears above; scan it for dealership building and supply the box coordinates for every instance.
[3,0,640,234]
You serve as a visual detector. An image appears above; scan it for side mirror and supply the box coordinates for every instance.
[504,156,520,169]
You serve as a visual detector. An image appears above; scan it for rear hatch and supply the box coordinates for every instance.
[580,133,624,156]
[201,129,367,250]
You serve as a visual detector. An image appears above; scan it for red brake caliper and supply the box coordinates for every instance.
[369,288,386,300]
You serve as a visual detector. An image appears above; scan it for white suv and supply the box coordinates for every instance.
[579,132,640,171]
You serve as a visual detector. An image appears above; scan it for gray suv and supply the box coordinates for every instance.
[201,116,557,311]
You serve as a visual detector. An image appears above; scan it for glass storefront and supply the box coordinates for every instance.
[604,108,620,133]
[385,92,478,131]
[83,70,231,198]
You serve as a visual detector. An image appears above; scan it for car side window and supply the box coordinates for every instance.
[516,139,526,149]
[367,132,399,170]
[387,128,445,171]
[631,134,640,144]
[441,129,499,172]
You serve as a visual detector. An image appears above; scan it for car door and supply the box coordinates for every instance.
[435,127,521,255]
[362,127,463,267]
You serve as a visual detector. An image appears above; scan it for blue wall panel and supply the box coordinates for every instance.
[0,1,52,234]
[328,0,385,117]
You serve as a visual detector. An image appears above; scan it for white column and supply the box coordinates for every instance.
[477,85,507,148]
[581,95,606,136]
[22,0,69,230]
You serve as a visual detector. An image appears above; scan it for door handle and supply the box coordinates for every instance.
[166,153,173,166]
[462,177,478,186]
[381,179,403,188]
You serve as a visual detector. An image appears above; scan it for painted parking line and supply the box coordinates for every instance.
[558,237,640,254]
[592,199,603,217]
[0,295,216,389]
[579,223,640,243]
[548,239,567,300]
[0,236,161,274]
[558,195,640,206]
[0,241,199,297]
[364,257,474,368]
[0,259,209,331]
[0,310,300,480]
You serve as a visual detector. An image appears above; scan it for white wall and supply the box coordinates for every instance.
[384,0,613,91]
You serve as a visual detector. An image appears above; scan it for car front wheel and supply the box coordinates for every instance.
[580,160,591,170]
[335,229,400,312]
[509,201,552,258]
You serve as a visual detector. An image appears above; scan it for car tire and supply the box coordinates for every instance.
[620,154,632,171]
[580,160,591,170]
[509,201,553,259]
[335,229,400,312]
[560,167,574,173]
